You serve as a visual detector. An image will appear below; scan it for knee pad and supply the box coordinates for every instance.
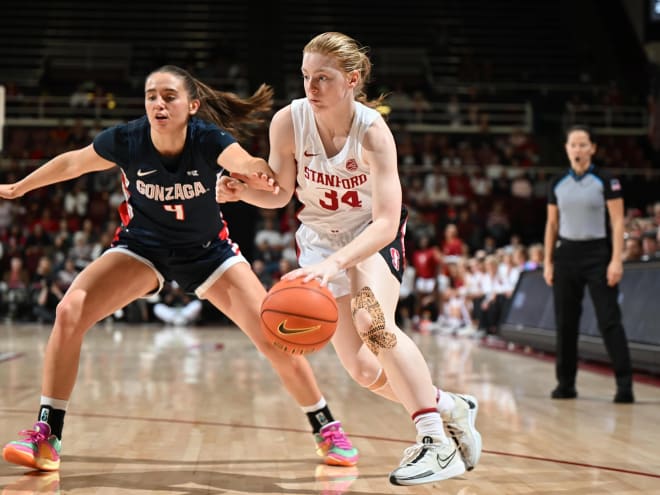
[351,286,397,356]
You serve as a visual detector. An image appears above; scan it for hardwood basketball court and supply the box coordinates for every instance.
[1,322,659,494]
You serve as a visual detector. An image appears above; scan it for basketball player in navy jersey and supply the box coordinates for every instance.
[217,32,481,486]
[1,65,358,472]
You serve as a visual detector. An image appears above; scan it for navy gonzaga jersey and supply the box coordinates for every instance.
[93,116,235,247]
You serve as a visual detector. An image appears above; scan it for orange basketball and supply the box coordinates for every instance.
[260,277,338,355]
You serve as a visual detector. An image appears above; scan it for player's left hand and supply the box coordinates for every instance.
[215,175,246,203]
[230,171,280,194]
[282,258,342,288]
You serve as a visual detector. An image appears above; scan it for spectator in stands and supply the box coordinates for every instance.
[395,131,417,167]
[650,201,660,229]
[396,264,416,331]
[525,243,544,270]
[465,255,486,329]
[419,132,439,169]
[441,146,462,169]
[485,200,510,247]
[253,212,284,275]
[436,260,474,336]
[31,256,63,324]
[90,230,113,261]
[1,224,27,269]
[411,234,442,326]
[447,171,472,205]
[69,81,94,108]
[543,125,634,403]
[404,175,427,210]
[67,231,94,270]
[441,223,465,257]
[280,234,299,269]
[512,245,529,271]
[55,258,79,292]
[2,256,30,320]
[66,119,92,150]
[0,199,18,232]
[640,231,659,261]
[91,168,119,194]
[446,94,462,128]
[469,169,492,198]
[424,170,451,205]
[498,250,521,292]
[63,178,89,219]
[153,282,202,327]
[477,255,507,335]
[482,235,497,255]
[29,207,59,235]
[251,258,273,290]
[531,169,550,199]
[510,172,533,199]
[411,91,432,123]
[622,235,642,262]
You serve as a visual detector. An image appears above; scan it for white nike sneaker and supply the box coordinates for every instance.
[441,393,482,470]
[389,435,465,486]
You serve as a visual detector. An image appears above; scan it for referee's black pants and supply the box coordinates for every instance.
[552,239,633,389]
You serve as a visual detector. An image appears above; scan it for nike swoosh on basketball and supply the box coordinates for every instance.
[137,169,158,177]
[277,321,321,335]
[303,150,319,157]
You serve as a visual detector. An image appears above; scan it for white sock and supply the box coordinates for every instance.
[40,396,69,411]
[301,396,326,413]
[436,389,456,414]
[414,411,448,442]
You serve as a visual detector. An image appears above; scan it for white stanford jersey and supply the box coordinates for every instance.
[291,98,380,248]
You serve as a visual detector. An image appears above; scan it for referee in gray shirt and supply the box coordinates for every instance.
[543,125,634,403]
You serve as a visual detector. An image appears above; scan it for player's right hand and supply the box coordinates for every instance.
[215,175,247,203]
[0,184,22,200]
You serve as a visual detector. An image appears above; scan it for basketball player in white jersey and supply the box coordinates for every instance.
[216,32,481,485]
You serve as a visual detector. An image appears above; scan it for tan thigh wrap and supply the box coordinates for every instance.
[351,286,397,356]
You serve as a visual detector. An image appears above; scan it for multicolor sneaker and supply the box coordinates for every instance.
[389,435,465,486]
[314,421,359,467]
[314,464,359,495]
[1,470,60,494]
[2,422,61,471]
[440,393,482,471]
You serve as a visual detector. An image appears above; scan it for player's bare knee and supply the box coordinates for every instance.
[54,293,88,337]
[341,358,376,387]
[351,286,397,356]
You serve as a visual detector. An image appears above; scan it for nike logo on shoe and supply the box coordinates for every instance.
[437,449,457,469]
[137,169,158,177]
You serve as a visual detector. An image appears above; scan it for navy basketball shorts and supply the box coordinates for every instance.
[105,230,247,298]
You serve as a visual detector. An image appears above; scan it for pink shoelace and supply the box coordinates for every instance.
[321,426,352,450]
[18,424,50,443]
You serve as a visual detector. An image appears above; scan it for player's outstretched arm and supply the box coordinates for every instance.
[0,144,115,199]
